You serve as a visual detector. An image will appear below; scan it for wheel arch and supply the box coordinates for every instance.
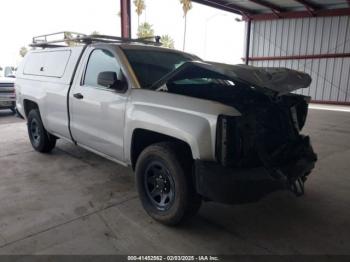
[130,128,193,170]
[23,99,40,118]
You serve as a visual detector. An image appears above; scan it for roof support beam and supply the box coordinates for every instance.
[192,0,349,21]
[120,0,131,38]
[293,0,321,15]
[246,52,350,61]
[247,7,350,21]
[247,0,285,13]
[245,19,252,65]
[192,0,254,17]
[247,0,285,18]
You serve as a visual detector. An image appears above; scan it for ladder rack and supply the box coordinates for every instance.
[31,31,162,48]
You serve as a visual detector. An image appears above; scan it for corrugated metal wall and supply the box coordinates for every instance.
[248,16,350,103]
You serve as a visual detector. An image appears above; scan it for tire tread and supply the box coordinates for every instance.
[135,142,201,226]
[27,109,56,153]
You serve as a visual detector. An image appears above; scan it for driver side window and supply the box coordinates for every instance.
[84,49,120,88]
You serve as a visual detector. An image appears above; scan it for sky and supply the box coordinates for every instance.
[0,0,245,67]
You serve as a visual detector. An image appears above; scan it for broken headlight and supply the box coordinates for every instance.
[290,99,309,131]
[216,115,242,167]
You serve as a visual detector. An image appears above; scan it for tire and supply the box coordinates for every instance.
[27,109,56,153]
[135,142,201,226]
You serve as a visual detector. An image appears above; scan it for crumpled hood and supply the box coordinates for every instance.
[151,61,312,96]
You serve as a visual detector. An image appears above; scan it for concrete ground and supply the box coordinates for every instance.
[0,106,349,255]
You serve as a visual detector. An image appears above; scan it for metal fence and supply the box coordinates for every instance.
[247,16,350,104]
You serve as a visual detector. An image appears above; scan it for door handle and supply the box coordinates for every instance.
[73,93,84,99]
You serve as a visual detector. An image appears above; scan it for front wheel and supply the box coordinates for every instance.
[135,142,201,226]
[27,109,56,153]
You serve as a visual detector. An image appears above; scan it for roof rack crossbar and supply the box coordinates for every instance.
[32,31,86,44]
[31,31,162,48]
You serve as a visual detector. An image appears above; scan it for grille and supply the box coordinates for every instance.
[0,83,14,88]
[216,105,298,168]
[0,82,15,94]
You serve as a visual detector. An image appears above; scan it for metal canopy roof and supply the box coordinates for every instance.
[192,0,350,20]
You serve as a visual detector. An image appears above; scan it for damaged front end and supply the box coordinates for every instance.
[201,97,317,204]
[153,61,317,204]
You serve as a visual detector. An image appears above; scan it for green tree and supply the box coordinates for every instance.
[137,22,154,38]
[133,0,146,26]
[91,30,100,35]
[180,0,192,51]
[19,46,28,57]
[161,35,175,49]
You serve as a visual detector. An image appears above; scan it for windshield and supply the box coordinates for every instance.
[0,66,15,78]
[122,48,197,88]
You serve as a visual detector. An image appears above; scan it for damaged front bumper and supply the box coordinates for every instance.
[194,136,317,204]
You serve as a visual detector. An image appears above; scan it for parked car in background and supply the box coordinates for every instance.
[0,73,16,113]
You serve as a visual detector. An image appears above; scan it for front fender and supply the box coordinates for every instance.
[124,89,241,164]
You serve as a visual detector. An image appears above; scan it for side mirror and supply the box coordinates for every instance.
[97,71,127,92]
[98,71,117,87]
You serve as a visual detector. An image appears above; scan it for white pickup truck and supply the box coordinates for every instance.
[0,66,16,113]
[0,77,16,113]
[16,33,317,225]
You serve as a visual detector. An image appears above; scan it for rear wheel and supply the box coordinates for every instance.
[27,109,56,153]
[135,142,201,226]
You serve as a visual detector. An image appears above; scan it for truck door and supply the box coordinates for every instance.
[69,47,128,162]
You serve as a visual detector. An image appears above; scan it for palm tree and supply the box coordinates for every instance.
[137,22,154,38]
[133,0,146,26]
[19,47,28,57]
[161,35,175,49]
[180,0,192,51]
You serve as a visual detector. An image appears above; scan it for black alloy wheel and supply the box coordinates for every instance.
[29,118,41,147]
[144,160,176,211]
[136,142,202,225]
[27,109,56,153]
